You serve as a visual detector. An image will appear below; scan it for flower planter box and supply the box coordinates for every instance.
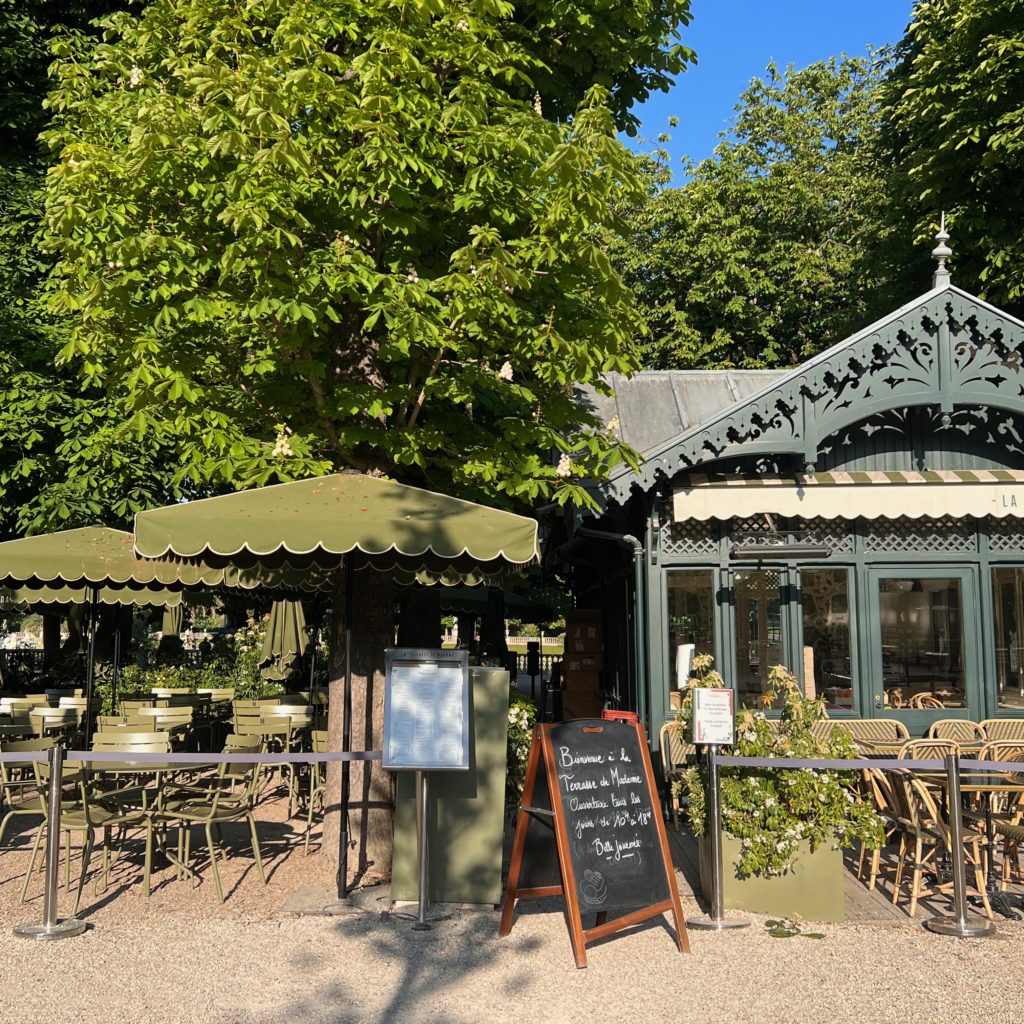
[698,831,845,922]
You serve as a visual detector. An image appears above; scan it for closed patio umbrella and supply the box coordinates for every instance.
[259,598,308,683]
[134,472,540,897]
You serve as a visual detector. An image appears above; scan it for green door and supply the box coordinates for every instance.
[864,566,983,735]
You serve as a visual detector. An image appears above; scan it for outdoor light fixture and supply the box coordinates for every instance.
[730,542,833,560]
[729,523,832,560]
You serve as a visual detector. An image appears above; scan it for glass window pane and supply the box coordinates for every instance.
[801,568,853,711]
[734,569,782,709]
[878,578,965,709]
[667,570,715,708]
[992,567,1024,710]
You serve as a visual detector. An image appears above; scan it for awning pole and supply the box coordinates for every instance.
[337,558,354,900]
[82,587,99,742]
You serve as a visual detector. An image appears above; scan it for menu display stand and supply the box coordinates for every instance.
[383,648,469,929]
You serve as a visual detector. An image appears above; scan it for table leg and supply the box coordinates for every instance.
[970,796,1022,920]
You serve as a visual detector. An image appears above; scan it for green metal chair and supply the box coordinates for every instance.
[304,730,329,855]
[21,758,151,913]
[0,737,52,847]
[157,738,266,902]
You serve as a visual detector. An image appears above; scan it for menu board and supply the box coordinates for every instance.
[382,648,469,771]
[500,719,688,968]
[552,720,668,912]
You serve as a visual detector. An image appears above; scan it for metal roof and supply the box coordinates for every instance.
[578,369,788,460]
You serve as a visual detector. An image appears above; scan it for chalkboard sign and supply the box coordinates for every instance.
[500,719,688,968]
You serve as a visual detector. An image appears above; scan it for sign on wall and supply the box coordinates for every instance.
[691,687,735,746]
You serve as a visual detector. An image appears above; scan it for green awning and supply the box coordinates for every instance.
[0,526,324,600]
[134,474,540,580]
[0,582,188,609]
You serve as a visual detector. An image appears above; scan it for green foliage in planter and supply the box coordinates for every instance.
[96,616,285,713]
[678,662,883,879]
[505,688,538,817]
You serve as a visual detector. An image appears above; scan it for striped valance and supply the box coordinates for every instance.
[673,470,1024,521]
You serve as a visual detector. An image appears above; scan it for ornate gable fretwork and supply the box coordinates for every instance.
[603,286,1024,506]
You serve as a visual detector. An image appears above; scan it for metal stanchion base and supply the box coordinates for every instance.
[924,915,996,938]
[687,915,750,931]
[13,919,87,941]
[411,921,432,932]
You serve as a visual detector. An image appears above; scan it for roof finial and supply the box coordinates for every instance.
[932,211,952,288]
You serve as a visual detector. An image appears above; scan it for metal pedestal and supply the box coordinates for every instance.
[13,744,86,941]
[925,754,996,938]
[688,746,750,931]
[412,770,431,931]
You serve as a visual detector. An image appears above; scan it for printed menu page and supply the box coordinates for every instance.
[384,658,468,770]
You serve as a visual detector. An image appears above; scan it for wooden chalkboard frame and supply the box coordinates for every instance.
[499,720,689,968]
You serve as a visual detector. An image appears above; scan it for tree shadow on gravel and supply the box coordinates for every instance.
[272,905,542,1024]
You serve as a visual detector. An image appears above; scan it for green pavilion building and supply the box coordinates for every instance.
[562,229,1024,742]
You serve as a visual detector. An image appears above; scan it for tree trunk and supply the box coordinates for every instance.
[396,586,441,648]
[42,614,61,669]
[323,564,395,888]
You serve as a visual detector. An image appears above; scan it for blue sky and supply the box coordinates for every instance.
[629,0,917,173]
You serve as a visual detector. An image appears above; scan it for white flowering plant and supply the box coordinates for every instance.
[505,688,538,816]
[678,661,883,878]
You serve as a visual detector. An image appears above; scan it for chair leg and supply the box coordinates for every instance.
[892,836,906,905]
[143,819,154,898]
[247,813,266,886]
[20,825,44,903]
[304,792,317,856]
[0,809,14,848]
[908,838,925,919]
[971,844,993,918]
[204,823,224,902]
[64,829,72,891]
[868,847,881,892]
[73,832,94,916]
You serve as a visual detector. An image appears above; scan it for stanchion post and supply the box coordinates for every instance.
[13,743,86,940]
[412,769,431,931]
[689,745,749,931]
[925,753,995,938]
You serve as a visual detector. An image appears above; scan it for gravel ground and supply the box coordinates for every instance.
[1,788,1023,1024]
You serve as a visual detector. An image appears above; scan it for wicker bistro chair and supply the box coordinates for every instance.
[888,770,992,919]
[808,720,837,742]
[968,743,1024,889]
[927,720,988,744]
[980,719,1024,743]
[658,722,696,831]
[856,767,900,892]
[898,739,960,761]
[0,737,52,847]
[839,719,910,756]
[156,740,266,903]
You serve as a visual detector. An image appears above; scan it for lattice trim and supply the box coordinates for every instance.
[863,517,976,554]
